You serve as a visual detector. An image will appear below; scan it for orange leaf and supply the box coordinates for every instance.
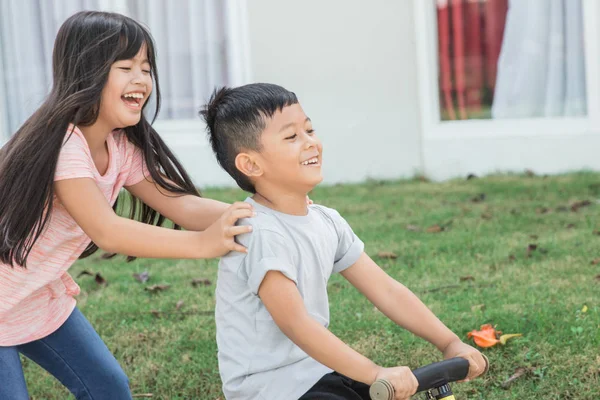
[467,324,522,348]
[467,324,500,348]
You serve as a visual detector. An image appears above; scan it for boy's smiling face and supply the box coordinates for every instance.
[239,103,323,193]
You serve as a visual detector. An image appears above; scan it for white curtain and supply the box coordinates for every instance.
[127,0,251,121]
[0,0,249,138]
[492,0,587,118]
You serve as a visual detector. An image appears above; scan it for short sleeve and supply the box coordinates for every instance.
[54,130,95,181]
[327,208,365,273]
[239,228,298,295]
[124,141,149,186]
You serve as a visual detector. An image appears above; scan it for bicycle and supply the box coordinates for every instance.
[370,355,489,400]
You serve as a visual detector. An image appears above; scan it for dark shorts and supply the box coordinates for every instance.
[299,372,371,400]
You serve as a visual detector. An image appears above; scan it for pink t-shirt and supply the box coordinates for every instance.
[0,126,148,346]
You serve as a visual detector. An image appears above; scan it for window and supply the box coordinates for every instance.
[0,0,250,140]
[435,0,587,121]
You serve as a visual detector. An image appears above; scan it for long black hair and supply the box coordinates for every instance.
[0,11,199,267]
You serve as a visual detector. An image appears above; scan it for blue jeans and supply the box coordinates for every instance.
[0,307,131,400]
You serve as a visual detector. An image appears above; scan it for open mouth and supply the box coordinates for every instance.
[301,157,320,166]
[121,92,144,110]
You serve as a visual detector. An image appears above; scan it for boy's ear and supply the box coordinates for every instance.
[235,152,263,178]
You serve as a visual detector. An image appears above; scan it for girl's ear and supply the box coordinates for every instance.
[235,152,263,178]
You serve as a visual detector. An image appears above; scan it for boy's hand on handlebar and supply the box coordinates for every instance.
[374,366,418,400]
[442,339,487,381]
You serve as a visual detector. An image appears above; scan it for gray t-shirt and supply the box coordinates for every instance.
[215,197,365,400]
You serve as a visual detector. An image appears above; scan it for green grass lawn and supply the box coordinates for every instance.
[23,173,600,399]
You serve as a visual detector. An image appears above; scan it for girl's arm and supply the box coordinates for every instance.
[55,178,252,258]
[341,252,487,380]
[125,176,230,231]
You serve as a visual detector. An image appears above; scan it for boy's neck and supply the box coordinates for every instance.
[252,190,310,216]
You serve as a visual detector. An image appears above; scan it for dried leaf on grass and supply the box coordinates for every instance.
[176,300,185,311]
[377,251,398,259]
[460,276,475,282]
[471,193,486,203]
[191,278,212,287]
[571,200,592,212]
[145,284,170,293]
[133,271,150,283]
[77,270,106,285]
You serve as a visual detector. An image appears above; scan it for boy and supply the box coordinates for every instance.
[201,84,486,400]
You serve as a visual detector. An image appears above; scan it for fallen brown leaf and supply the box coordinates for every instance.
[591,259,600,265]
[481,212,493,220]
[150,310,160,318]
[596,274,600,281]
[508,254,516,262]
[571,200,592,212]
[191,278,212,287]
[77,270,94,278]
[76,270,106,285]
[175,300,185,311]
[471,193,486,203]
[501,367,534,389]
[593,230,600,236]
[133,271,150,283]
[526,244,538,257]
[145,284,170,293]
[94,273,106,285]
[426,224,443,233]
[377,251,398,259]
[460,276,475,282]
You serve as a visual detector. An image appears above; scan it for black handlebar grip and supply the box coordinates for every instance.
[412,357,469,392]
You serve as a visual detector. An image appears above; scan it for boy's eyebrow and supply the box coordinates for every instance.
[278,117,311,133]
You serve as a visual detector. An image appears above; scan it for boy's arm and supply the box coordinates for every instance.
[258,270,380,385]
[341,252,487,380]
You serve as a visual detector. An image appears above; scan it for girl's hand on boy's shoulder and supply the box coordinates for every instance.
[442,339,488,381]
[201,202,255,257]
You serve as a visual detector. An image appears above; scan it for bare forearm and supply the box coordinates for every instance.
[282,315,379,385]
[168,197,229,231]
[98,216,210,259]
[377,281,459,351]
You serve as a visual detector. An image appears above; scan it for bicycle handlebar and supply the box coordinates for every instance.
[369,356,489,400]
[413,357,469,392]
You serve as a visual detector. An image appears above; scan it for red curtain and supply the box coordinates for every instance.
[437,0,508,120]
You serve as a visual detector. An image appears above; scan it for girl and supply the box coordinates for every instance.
[0,11,252,400]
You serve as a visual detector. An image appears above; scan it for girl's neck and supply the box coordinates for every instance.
[78,121,115,154]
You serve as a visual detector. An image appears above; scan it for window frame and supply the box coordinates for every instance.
[413,0,600,140]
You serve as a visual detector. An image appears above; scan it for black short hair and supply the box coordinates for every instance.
[200,83,298,193]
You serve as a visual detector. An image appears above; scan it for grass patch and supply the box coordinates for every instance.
[23,172,600,399]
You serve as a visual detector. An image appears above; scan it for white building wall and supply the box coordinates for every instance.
[246,0,424,184]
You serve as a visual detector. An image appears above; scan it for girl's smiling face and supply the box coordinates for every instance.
[97,43,153,130]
